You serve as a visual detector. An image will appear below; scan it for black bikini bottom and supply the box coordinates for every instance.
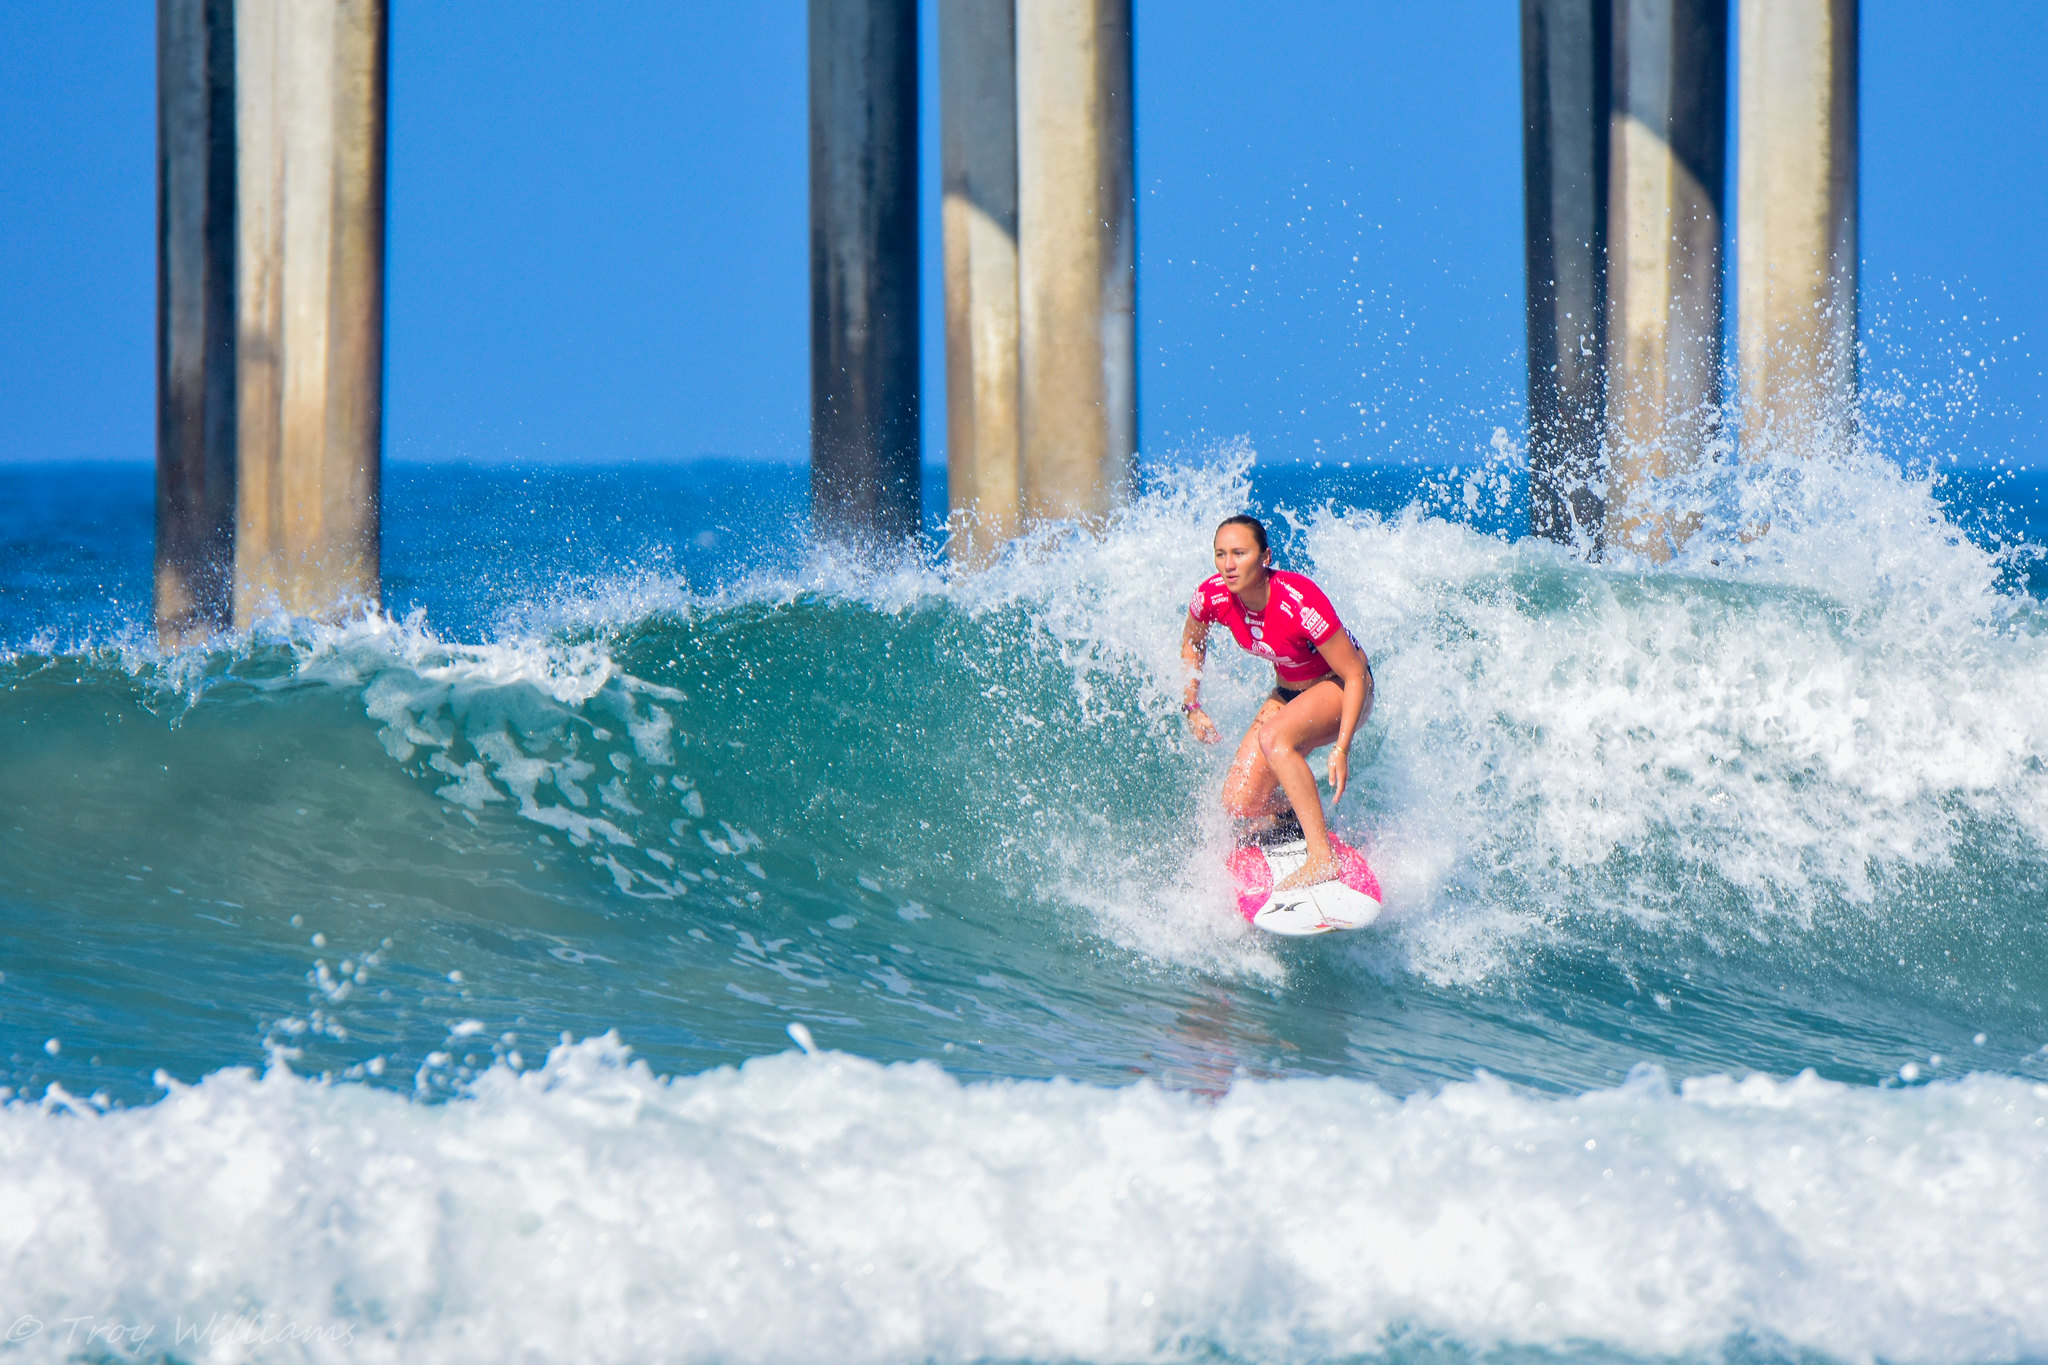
[1271,654,1373,705]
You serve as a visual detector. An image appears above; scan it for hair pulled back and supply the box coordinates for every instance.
[1216,514,1269,554]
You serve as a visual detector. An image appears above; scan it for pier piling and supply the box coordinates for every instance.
[232,0,387,627]
[810,0,923,545]
[1737,0,1857,460]
[1521,0,1611,547]
[1602,0,1726,561]
[1015,0,1135,526]
[941,0,1022,563]
[156,0,239,646]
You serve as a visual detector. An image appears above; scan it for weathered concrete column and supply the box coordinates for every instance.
[233,0,386,626]
[941,0,1022,564]
[1737,0,1857,460]
[1521,0,1611,546]
[1604,0,1726,561]
[810,0,922,545]
[1016,0,1135,524]
[156,0,239,646]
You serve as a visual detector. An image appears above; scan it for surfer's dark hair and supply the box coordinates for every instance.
[1217,514,1269,554]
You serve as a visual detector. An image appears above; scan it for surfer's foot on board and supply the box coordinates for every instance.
[1273,850,1343,892]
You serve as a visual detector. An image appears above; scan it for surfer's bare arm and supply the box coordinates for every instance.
[1180,616,1221,744]
[1316,631,1373,803]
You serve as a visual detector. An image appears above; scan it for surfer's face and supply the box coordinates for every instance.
[1213,526,1268,591]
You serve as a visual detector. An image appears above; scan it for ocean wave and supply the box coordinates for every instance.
[5,448,2048,1099]
[297,446,2048,988]
[2,1036,2044,1365]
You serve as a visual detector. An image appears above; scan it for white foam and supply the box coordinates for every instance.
[820,441,2048,984]
[3,1040,2045,1363]
[1275,453,2048,976]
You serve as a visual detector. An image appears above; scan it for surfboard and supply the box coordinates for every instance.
[1227,833,1383,936]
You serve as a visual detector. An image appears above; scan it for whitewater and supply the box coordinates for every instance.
[2,445,2046,1364]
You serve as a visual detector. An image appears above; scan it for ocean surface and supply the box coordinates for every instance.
[2,447,2047,1363]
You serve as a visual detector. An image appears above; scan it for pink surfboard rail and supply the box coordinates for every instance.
[1227,835,1382,923]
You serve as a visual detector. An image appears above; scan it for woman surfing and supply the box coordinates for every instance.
[1181,515,1373,894]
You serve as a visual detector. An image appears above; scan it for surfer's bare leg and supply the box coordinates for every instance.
[1221,697,1292,835]
[1254,683,1346,888]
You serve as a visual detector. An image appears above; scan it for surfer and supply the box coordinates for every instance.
[1181,515,1373,891]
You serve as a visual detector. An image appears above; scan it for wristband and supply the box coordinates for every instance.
[1182,702,1202,715]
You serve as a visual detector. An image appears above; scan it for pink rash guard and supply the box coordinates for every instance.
[1188,569,1357,688]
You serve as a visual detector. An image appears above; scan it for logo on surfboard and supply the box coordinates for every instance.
[1227,836,1383,936]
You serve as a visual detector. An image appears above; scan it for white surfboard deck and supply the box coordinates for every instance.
[1244,838,1383,937]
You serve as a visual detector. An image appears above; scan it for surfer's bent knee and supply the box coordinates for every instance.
[1254,727,1300,763]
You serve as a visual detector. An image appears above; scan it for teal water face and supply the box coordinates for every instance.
[2,454,2047,1363]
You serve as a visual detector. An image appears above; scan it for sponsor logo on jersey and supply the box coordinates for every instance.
[1301,606,1328,637]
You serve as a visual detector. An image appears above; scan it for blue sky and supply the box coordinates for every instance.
[0,2,2039,469]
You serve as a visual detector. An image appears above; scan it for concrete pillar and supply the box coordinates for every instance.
[1521,0,1611,546]
[941,0,1022,564]
[1016,0,1135,524]
[156,0,239,646]
[1737,0,1856,460]
[233,0,386,626]
[1604,0,1726,561]
[810,0,922,545]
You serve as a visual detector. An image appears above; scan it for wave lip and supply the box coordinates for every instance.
[3,1040,2045,1365]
